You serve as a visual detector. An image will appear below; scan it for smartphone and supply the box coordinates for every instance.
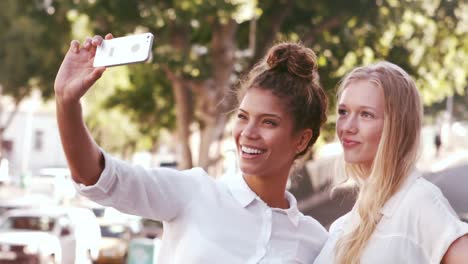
[93,32,154,67]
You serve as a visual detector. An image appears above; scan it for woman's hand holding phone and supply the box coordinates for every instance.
[54,33,113,104]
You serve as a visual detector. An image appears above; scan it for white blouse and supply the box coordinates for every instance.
[75,151,328,263]
[314,171,468,264]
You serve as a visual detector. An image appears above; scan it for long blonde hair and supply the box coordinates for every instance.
[334,61,423,264]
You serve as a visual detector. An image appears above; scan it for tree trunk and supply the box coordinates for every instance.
[198,20,238,171]
[173,78,193,169]
[0,101,21,160]
[164,24,194,170]
[250,1,294,67]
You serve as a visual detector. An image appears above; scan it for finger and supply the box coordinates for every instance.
[104,33,114,40]
[91,35,104,46]
[69,40,80,53]
[83,37,93,50]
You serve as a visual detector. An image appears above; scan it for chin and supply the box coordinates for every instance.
[239,165,257,176]
[343,156,363,165]
[239,163,264,177]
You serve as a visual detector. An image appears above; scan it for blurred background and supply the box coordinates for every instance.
[0,0,467,263]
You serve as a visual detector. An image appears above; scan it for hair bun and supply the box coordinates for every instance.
[266,43,318,82]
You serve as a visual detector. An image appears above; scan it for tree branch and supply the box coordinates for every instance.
[1,90,28,130]
[303,16,342,46]
[250,0,295,67]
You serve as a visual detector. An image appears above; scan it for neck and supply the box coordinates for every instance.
[243,173,289,209]
[359,163,373,178]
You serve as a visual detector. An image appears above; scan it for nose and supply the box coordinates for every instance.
[338,115,358,134]
[241,122,260,139]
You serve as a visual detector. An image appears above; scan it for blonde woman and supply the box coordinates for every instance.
[314,61,468,264]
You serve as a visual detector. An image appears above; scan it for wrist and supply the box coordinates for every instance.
[55,88,81,106]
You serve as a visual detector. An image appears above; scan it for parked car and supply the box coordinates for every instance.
[96,219,136,264]
[0,206,101,263]
[0,194,56,219]
[0,231,62,263]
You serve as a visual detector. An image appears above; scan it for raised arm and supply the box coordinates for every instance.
[54,34,112,185]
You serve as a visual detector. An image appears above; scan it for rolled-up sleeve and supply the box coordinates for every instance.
[74,150,206,221]
[424,194,468,263]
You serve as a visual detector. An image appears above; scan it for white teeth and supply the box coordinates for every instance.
[241,146,264,154]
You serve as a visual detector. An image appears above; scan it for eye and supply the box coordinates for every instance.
[361,111,375,119]
[263,119,278,127]
[338,108,347,116]
[237,113,247,120]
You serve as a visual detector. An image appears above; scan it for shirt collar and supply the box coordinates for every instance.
[281,191,301,227]
[380,170,422,217]
[222,172,301,227]
[223,172,257,208]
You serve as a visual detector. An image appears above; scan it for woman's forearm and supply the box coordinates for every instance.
[56,98,104,186]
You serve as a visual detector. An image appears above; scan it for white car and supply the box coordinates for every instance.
[0,194,57,218]
[0,206,101,263]
[0,231,62,263]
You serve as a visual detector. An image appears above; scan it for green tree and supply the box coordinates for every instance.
[0,0,71,158]
[63,0,467,170]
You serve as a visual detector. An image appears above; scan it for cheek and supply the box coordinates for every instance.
[367,126,383,149]
[335,120,342,133]
[232,122,241,140]
[335,120,344,138]
[232,124,240,140]
[270,132,295,152]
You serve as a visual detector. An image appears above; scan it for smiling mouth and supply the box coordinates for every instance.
[342,140,360,148]
[241,145,266,155]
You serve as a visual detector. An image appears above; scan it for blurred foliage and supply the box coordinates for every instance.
[82,65,141,156]
[0,0,71,101]
[425,87,468,121]
[69,0,465,138]
[1,0,466,159]
[103,63,176,149]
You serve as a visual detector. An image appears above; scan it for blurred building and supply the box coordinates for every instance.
[1,92,67,182]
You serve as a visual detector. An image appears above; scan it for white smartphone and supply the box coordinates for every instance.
[93,32,154,67]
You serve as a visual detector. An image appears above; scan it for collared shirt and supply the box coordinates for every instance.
[314,171,468,264]
[75,151,328,264]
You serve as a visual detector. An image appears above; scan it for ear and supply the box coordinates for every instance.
[296,129,313,154]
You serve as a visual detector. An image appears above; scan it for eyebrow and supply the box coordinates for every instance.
[338,103,379,112]
[238,108,282,120]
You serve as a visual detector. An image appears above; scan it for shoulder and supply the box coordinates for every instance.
[180,167,220,192]
[300,214,328,235]
[181,167,211,179]
[296,215,329,256]
[393,177,460,235]
[394,178,468,263]
[401,177,456,217]
[328,212,351,234]
[155,166,214,184]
